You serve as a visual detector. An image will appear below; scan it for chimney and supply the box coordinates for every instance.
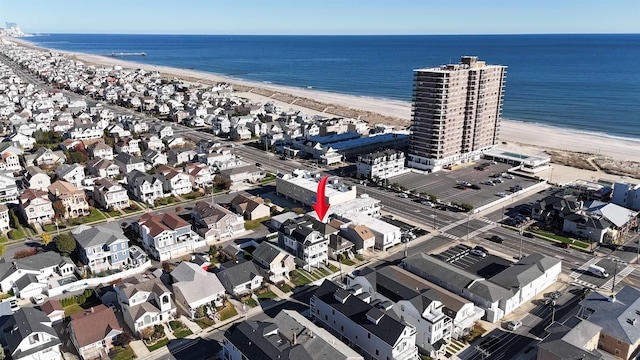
[91,307,94,313]
[293,330,297,345]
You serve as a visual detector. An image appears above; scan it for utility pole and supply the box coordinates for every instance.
[519,226,524,260]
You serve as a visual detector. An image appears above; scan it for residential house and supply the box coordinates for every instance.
[348,265,485,354]
[337,213,401,251]
[167,148,197,166]
[115,137,142,156]
[142,149,168,167]
[48,180,90,219]
[156,165,192,196]
[562,200,638,243]
[335,222,376,255]
[86,158,120,179]
[41,300,65,324]
[19,188,55,224]
[277,215,333,269]
[251,241,295,284]
[135,212,201,261]
[127,170,164,204]
[229,194,271,220]
[220,165,264,184]
[171,261,225,319]
[612,181,640,211]
[184,163,213,188]
[573,286,640,360]
[24,147,66,167]
[216,259,264,298]
[23,166,51,191]
[105,123,131,138]
[165,136,186,149]
[150,124,173,139]
[114,152,145,174]
[222,310,363,360]
[67,123,103,140]
[2,308,62,360]
[191,201,245,242]
[115,276,176,334]
[310,280,420,360]
[0,171,19,202]
[0,252,76,298]
[54,163,86,189]
[92,177,130,210]
[7,132,37,150]
[140,134,164,151]
[68,305,122,360]
[0,204,10,231]
[72,225,130,273]
[87,141,114,160]
[0,143,22,171]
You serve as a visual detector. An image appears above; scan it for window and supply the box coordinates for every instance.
[29,333,40,345]
[368,333,371,339]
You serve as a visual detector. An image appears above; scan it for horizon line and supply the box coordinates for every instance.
[17,32,640,36]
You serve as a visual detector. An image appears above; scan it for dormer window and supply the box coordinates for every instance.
[29,333,40,345]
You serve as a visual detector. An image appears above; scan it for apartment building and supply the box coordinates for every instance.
[408,56,506,172]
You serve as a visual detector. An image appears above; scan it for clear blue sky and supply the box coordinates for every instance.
[2,0,638,35]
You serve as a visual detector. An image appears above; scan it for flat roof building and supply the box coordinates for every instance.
[276,169,356,207]
[408,56,507,172]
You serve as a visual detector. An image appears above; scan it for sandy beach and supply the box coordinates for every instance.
[7,37,640,176]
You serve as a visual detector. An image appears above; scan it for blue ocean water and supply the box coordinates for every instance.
[24,34,640,140]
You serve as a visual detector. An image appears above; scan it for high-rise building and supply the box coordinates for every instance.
[408,56,507,172]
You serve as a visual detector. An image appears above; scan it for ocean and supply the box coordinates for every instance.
[23,33,640,140]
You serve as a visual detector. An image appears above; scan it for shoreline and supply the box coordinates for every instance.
[6,37,640,165]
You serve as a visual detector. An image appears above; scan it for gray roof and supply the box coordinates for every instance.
[489,254,560,291]
[55,163,84,178]
[220,164,262,176]
[579,286,640,344]
[312,280,407,347]
[252,241,286,265]
[72,224,128,249]
[403,253,511,302]
[216,259,262,290]
[172,265,224,305]
[3,308,60,359]
[537,316,604,360]
[115,152,143,165]
[0,252,64,282]
[13,273,39,291]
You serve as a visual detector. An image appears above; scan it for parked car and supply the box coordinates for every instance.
[470,184,481,190]
[9,299,19,312]
[455,184,468,190]
[32,295,46,305]
[422,201,435,207]
[495,192,507,197]
[503,174,515,179]
[398,193,409,198]
[470,249,487,257]
[507,320,522,331]
[490,235,504,243]
[493,178,504,184]
[524,232,534,238]
[474,245,489,254]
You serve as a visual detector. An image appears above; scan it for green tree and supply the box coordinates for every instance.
[55,234,76,256]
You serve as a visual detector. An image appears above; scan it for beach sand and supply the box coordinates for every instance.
[7,38,640,177]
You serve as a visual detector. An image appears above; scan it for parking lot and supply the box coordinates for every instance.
[380,215,428,242]
[389,161,540,209]
[434,244,514,278]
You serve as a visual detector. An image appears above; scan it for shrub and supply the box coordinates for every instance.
[14,248,37,259]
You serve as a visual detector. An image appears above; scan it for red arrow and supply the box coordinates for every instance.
[313,175,331,222]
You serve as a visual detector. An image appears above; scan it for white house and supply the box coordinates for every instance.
[54,163,86,189]
[171,262,225,319]
[2,308,62,360]
[115,276,176,334]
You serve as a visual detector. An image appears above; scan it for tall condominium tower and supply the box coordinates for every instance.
[407,56,507,172]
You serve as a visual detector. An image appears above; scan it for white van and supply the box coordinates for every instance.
[588,264,609,278]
